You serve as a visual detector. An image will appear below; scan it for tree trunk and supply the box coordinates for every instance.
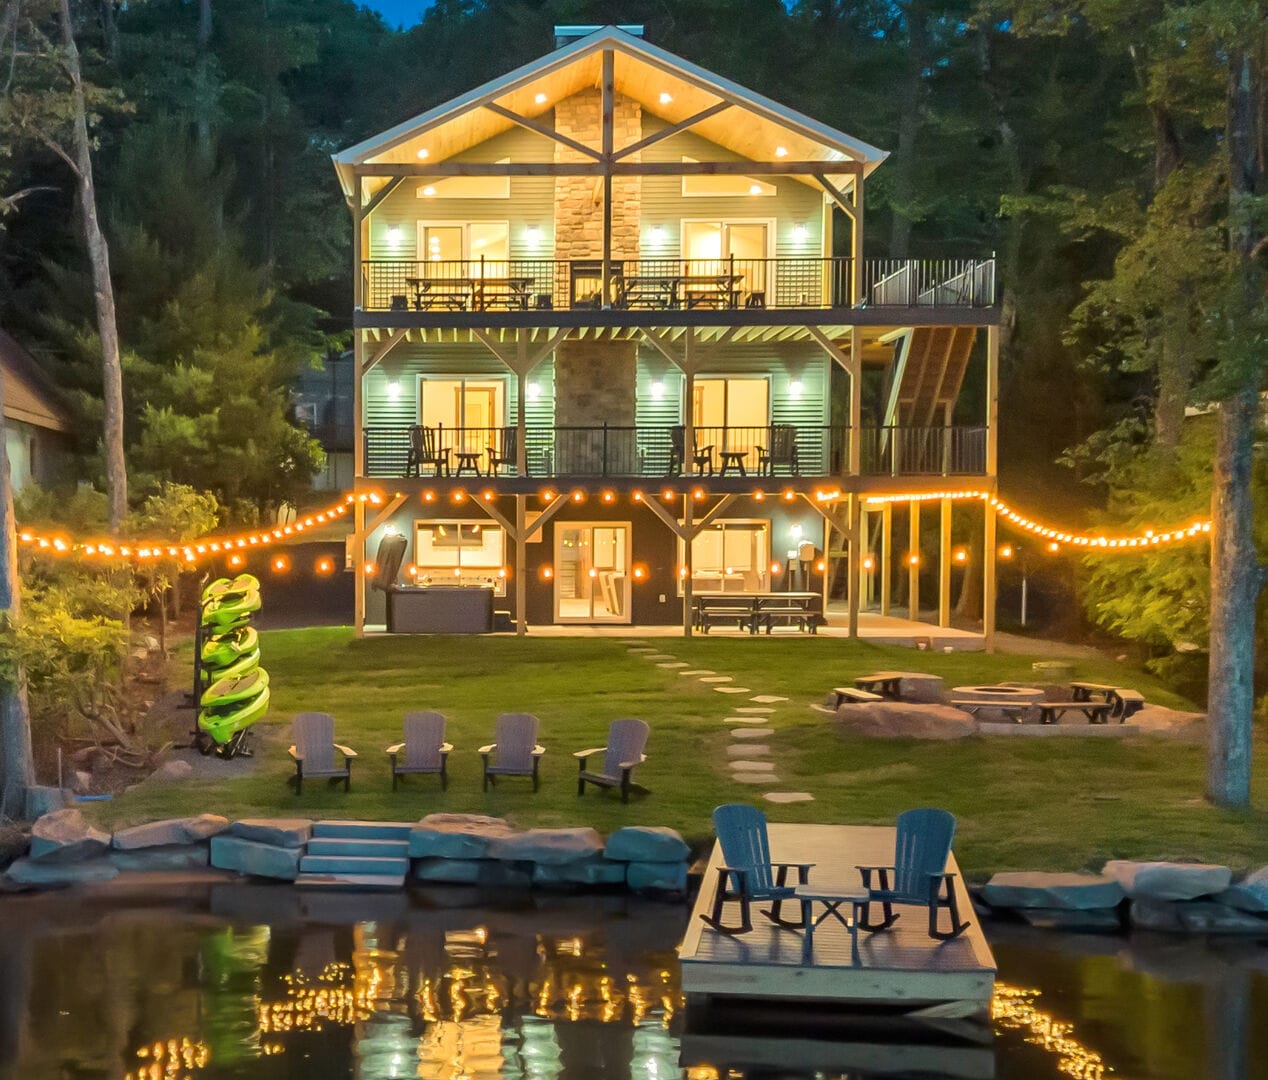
[58,0,127,534]
[1206,44,1265,809]
[1153,332,1194,449]
[0,364,35,820]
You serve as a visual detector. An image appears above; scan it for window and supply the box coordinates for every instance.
[692,377,770,469]
[680,158,775,198]
[418,377,506,457]
[678,520,771,594]
[413,520,506,595]
[416,160,511,199]
[681,220,771,299]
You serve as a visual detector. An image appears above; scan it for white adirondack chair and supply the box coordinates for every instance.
[386,711,453,790]
[288,712,357,794]
[573,718,649,802]
[478,713,545,791]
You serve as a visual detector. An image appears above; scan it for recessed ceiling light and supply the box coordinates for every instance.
[775,146,788,158]
[416,148,430,160]
[534,92,547,104]
[749,183,763,195]
[659,91,673,104]
[422,185,436,197]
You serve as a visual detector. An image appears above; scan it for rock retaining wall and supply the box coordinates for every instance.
[1,810,692,899]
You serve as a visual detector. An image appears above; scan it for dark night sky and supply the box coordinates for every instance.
[362,0,428,27]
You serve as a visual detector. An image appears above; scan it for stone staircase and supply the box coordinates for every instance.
[295,820,412,890]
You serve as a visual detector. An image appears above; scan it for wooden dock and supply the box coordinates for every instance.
[680,823,996,1014]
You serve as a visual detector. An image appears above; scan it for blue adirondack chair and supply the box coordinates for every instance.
[700,804,813,935]
[856,807,970,941]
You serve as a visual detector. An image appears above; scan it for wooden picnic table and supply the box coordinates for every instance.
[406,275,534,311]
[407,276,474,310]
[617,274,680,309]
[471,276,534,310]
[1070,681,1117,702]
[854,671,910,698]
[693,591,821,635]
[682,272,745,309]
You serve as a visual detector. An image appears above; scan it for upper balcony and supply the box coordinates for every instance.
[358,256,997,326]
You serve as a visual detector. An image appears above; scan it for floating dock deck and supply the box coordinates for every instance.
[680,823,996,1014]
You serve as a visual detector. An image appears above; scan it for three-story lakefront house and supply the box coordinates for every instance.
[332,24,1000,641]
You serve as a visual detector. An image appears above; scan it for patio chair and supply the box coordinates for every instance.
[478,712,546,791]
[288,711,357,794]
[406,424,449,478]
[486,425,518,476]
[757,424,799,476]
[574,718,649,802]
[699,804,812,935]
[856,807,970,941]
[669,425,714,477]
[386,711,453,790]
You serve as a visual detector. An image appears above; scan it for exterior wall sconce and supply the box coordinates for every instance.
[526,383,541,402]
[789,379,804,399]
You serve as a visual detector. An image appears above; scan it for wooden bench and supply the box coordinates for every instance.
[1070,681,1116,702]
[832,687,885,708]
[952,699,1029,723]
[1037,701,1113,725]
[1109,688,1145,721]
[698,603,754,634]
[755,607,818,634]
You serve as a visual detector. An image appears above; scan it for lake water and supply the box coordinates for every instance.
[2,884,1266,1079]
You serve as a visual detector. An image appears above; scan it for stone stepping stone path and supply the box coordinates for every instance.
[750,694,788,704]
[699,675,733,683]
[726,744,771,757]
[731,727,775,739]
[731,760,776,772]
[724,716,770,725]
[734,706,775,714]
[680,669,714,676]
[714,686,752,694]
[735,773,781,784]
[764,791,815,803]
[642,653,676,661]
[627,647,660,654]
[657,661,689,668]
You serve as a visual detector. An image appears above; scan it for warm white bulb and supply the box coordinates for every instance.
[659,91,673,104]
[749,183,762,195]
[792,224,809,242]
[775,146,788,158]
[648,225,666,245]
[386,380,401,400]
[789,379,804,399]
[525,226,541,247]
[422,185,436,197]
[534,92,547,104]
[526,382,541,402]
[416,148,430,160]
[386,226,402,250]
[650,381,665,401]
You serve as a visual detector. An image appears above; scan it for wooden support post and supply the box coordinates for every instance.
[851,177,864,304]
[601,49,614,305]
[986,325,999,478]
[908,500,921,623]
[353,499,365,638]
[984,499,997,651]
[848,326,862,475]
[515,494,527,636]
[939,497,952,628]
[683,329,696,475]
[880,501,892,616]
[847,495,861,638]
[516,334,528,476]
[682,494,694,637]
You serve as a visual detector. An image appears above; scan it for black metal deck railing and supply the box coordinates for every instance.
[359,257,996,314]
[362,424,987,480]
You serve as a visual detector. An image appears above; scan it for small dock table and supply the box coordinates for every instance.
[1071,681,1117,702]
[854,672,907,698]
[796,884,870,965]
[717,450,748,477]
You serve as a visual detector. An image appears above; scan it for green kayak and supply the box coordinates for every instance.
[202,589,261,628]
[201,666,269,710]
[202,573,261,605]
[203,647,260,685]
[201,625,259,667]
[200,685,270,745]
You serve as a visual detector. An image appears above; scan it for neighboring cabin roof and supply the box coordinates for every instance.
[332,24,887,198]
[0,330,73,433]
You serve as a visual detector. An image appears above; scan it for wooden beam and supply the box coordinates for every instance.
[362,329,408,374]
[601,50,615,303]
[353,160,864,178]
[472,327,517,368]
[848,494,861,637]
[986,325,999,478]
[354,494,408,544]
[805,324,851,372]
[527,327,569,371]
[814,173,855,219]
[983,498,997,651]
[848,326,862,475]
[881,501,892,616]
[909,500,921,623]
[638,327,686,370]
[686,493,738,538]
[361,176,404,215]
[939,497,952,628]
[470,493,516,538]
[483,101,601,160]
[522,494,571,542]
[612,101,732,159]
[639,492,688,540]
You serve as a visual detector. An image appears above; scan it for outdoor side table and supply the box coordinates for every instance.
[796,884,870,965]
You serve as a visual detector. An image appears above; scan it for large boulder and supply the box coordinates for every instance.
[1216,867,1268,914]
[210,835,301,881]
[412,858,531,888]
[604,827,689,863]
[896,673,946,704]
[112,814,229,850]
[1103,860,1232,901]
[626,861,688,896]
[1129,899,1268,934]
[409,814,517,859]
[227,819,313,848]
[109,844,211,871]
[29,809,111,863]
[981,872,1124,911]
[151,760,194,782]
[487,827,604,866]
[5,856,119,887]
[834,702,976,740]
[1018,907,1124,931]
[532,857,628,888]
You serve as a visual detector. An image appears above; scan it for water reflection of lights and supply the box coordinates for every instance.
[992,983,1110,1079]
[256,960,382,1035]
[124,1037,210,1080]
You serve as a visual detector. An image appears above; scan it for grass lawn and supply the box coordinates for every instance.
[87,628,1268,879]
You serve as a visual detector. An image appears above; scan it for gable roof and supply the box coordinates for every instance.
[332,25,887,198]
[0,330,73,433]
